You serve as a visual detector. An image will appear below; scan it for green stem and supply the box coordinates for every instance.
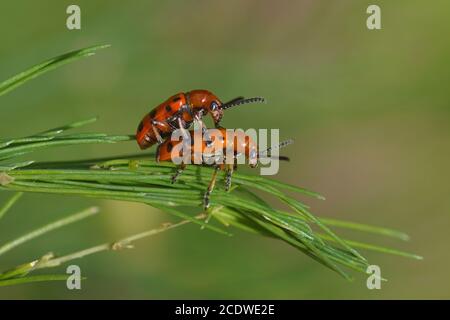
[37,214,205,269]
[0,207,98,256]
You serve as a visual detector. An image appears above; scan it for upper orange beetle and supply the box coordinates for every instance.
[136,89,265,149]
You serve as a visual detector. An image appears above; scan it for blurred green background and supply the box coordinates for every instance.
[1,0,449,299]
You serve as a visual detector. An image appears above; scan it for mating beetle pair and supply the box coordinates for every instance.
[136,89,290,209]
[136,89,264,149]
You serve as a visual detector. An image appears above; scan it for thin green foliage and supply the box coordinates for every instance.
[0,117,422,281]
[0,206,199,286]
[0,44,421,286]
[35,214,205,270]
[0,192,22,220]
[0,275,70,287]
[0,44,110,97]
[0,207,99,256]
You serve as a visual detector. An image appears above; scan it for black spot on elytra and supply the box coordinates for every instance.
[173,96,181,102]
[165,105,172,112]
[167,142,173,153]
[137,122,144,132]
[149,109,157,118]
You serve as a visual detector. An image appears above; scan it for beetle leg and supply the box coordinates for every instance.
[151,120,164,144]
[203,166,220,209]
[153,120,169,127]
[171,163,186,184]
[155,144,162,162]
[177,117,190,140]
[225,164,234,191]
[194,112,213,147]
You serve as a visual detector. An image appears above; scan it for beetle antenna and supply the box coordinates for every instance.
[222,96,244,106]
[222,97,266,110]
[258,139,294,158]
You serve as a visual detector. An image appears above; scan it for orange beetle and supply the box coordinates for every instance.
[156,127,292,209]
[136,90,265,150]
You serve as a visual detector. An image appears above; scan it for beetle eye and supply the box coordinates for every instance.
[210,102,218,111]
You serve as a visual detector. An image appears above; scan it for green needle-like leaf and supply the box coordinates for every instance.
[0,192,23,221]
[0,207,99,256]
[0,274,70,287]
[0,44,110,97]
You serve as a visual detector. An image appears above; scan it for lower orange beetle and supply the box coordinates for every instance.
[156,128,293,209]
